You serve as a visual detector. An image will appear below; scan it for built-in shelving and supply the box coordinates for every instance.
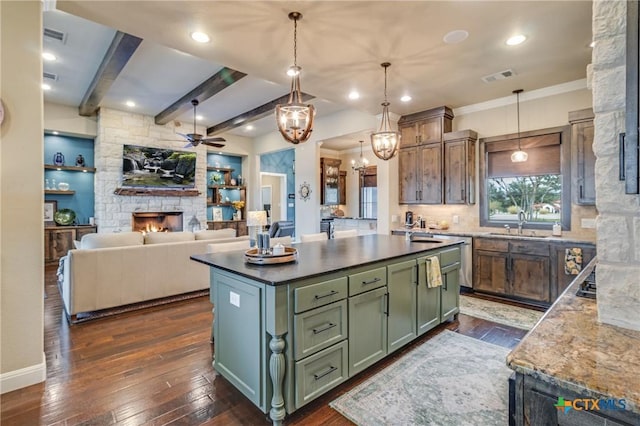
[44,164,96,173]
[45,190,76,195]
[206,166,234,173]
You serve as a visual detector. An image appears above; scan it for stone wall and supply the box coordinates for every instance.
[95,108,208,233]
[592,0,640,331]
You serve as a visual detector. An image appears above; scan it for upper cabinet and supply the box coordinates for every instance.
[321,157,342,205]
[443,130,477,204]
[398,106,453,149]
[569,108,595,205]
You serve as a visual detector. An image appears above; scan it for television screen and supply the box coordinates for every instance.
[122,145,197,188]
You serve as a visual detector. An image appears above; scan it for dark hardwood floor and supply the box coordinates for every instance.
[0,266,528,425]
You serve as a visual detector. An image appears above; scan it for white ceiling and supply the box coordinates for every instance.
[45,1,593,150]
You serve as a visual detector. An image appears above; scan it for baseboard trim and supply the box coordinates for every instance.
[0,352,46,394]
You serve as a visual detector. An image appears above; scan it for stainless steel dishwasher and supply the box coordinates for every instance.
[432,234,473,289]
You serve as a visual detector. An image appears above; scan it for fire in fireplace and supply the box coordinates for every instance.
[132,212,183,234]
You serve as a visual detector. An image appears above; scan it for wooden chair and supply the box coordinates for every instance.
[300,232,329,243]
[334,229,358,239]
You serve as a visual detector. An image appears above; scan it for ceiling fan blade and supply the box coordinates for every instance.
[202,141,226,148]
[175,132,192,141]
[202,136,226,142]
[184,141,196,148]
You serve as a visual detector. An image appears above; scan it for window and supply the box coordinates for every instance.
[479,126,571,230]
[359,166,377,219]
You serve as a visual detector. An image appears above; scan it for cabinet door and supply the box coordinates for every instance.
[44,230,54,263]
[398,147,419,203]
[387,260,417,354]
[574,120,596,205]
[510,254,550,302]
[444,140,466,204]
[417,256,441,335]
[76,226,97,241]
[416,117,442,145]
[49,229,75,263]
[440,263,460,321]
[419,143,442,204]
[348,287,387,376]
[473,249,508,294]
[399,124,418,149]
[339,171,347,205]
[236,221,248,236]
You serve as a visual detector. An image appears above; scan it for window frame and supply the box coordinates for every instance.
[479,125,572,230]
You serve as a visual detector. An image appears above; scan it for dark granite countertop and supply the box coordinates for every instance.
[191,234,463,286]
[507,258,640,414]
[391,228,595,245]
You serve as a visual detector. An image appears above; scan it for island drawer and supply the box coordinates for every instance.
[294,277,348,313]
[348,267,387,296]
[440,247,461,266]
[295,340,348,409]
[294,300,347,360]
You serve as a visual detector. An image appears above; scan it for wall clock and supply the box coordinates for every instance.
[298,182,312,201]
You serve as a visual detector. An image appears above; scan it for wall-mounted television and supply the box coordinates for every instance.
[122,144,197,188]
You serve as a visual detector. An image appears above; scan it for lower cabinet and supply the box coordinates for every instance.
[348,286,388,376]
[45,225,97,264]
[417,256,441,335]
[387,259,417,354]
[441,262,461,320]
[207,220,248,236]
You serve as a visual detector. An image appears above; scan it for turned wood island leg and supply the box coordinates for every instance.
[269,334,286,425]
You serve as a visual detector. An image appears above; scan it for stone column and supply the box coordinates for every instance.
[592,0,640,331]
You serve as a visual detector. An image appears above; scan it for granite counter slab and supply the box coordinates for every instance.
[391,228,596,245]
[506,258,640,413]
[191,234,463,286]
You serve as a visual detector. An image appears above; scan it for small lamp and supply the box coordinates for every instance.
[247,210,268,247]
[188,215,201,233]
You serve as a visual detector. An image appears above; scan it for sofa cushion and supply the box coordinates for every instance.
[80,232,144,249]
[194,228,237,240]
[144,231,195,245]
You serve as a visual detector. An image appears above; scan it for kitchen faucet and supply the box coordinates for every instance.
[517,210,527,235]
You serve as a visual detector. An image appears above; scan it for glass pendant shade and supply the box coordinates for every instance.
[511,89,527,163]
[371,63,400,160]
[275,12,315,144]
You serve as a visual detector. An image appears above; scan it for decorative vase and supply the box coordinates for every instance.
[236,210,242,220]
[75,154,85,167]
[53,152,65,166]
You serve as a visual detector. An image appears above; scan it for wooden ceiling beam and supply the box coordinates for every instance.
[154,67,247,125]
[78,31,143,116]
[206,92,315,136]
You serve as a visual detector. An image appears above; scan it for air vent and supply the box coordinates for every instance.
[43,71,58,81]
[481,69,516,83]
[43,27,66,43]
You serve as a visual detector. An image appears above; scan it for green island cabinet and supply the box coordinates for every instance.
[193,235,461,425]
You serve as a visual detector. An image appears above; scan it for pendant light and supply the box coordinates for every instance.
[371,62,400,160]
[351,140,370,174]
[275,12,315,144]
[510,89,528,163]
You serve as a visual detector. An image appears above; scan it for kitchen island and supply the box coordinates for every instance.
[191,234,463,425]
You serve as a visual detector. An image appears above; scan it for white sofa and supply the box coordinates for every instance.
[60,229,247,323]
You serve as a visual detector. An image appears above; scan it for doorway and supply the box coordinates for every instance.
[260,172,288,224]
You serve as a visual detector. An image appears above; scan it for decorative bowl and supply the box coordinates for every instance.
[57,182,70,191]
[54,208,76,226]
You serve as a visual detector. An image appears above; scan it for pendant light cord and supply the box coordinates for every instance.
[384,65,388,102]
[293,17,298,68]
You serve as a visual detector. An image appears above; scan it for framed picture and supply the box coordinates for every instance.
[44,200,57,226]
[212,207,223,222]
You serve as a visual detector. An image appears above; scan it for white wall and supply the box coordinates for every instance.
[44,102,97,137]
[0,0,47,393]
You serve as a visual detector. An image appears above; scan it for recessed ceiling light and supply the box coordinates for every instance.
[42,83,51,91]
[245,125,254,131]
[125,100,135,107]
[190,31,210,43]
[506,34,527,46]
[52,131,59,135]
[400,95,412,102]
[42,52,57,61]
[348,91,360,100]
[196,115,203,121]
[443,30,469,44]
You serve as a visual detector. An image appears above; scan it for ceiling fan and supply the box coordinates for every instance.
[177,99,226,148]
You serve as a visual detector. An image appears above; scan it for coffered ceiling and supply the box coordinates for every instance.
[45,1,593,149]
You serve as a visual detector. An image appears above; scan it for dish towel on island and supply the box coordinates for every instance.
[564,248,583,275]
[426,256,442,288]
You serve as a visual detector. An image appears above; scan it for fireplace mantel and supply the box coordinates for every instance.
[114,188,200,197]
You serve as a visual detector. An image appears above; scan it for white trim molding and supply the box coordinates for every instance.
[454,79,588,116]
[0,352,46,394]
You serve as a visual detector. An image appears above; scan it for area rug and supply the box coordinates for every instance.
[459,295,544,330]
[330,330,512,425]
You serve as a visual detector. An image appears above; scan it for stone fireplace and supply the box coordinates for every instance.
[132,212,183,233]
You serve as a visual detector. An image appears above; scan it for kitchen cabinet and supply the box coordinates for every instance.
[550,242,596,301]
[320,158,341,205]
[473,237,550,304]
[398,143,442,204]
[208,220,247,236]
[387,259,417,354]
[440,262,461,320]
[348,286,387,376]
[45,225,97,264]
[398,106,453,149]
[569,108,595,205]
[443,130,477,204]
[339,171,346,205]
[416,256,441,335]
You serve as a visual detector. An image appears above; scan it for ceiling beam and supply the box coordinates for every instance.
[206,92,315,136]
[154,67,247,125]
[78,31,143,116]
